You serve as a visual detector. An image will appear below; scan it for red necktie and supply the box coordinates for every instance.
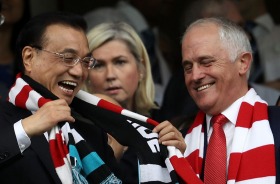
[204,114,228,184]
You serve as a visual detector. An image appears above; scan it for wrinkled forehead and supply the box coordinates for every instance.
[183,23,221,48]
[43,23,86,42]
[186,22,220,36]
[43,24,89,53]
[182,24,228,60]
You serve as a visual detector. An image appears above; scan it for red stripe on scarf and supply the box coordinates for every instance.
[169,156,203,184]
[185,150,203,175]
[147,118,159,126]
[15,85,32,109]
[97,99,123,114]
[236,102,268,128]
[252,102,269,122]
[38,97,51,108]
[49,131,69,167]
[187,111,205,134]
[228,145,276,181]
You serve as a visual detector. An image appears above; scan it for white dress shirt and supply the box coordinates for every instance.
[206,96,243,170]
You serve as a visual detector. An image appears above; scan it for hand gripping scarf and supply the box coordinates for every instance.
[184,88,276,183]
[9,74,195,183]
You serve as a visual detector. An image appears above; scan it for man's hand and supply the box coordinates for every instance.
[21,99,75,137]
[153,121,186,154]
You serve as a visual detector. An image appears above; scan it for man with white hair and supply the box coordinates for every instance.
[181,17,279,184]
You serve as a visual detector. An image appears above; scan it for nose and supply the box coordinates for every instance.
[106,64,116,81]
[190,64,205,82]
[69,61,84,79]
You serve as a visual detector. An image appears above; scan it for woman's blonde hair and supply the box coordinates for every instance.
[86,22,157,116]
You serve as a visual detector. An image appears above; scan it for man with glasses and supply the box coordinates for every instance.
[0,11,125,184]
[0,10,187,183]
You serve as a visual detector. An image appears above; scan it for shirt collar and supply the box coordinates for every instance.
[206,96,244,129]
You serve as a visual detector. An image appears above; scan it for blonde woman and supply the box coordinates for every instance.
[85,22,186,183]
[86,22,157,117]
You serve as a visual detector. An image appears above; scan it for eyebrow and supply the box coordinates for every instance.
[182,55,215,64]
[60,48,78,53]
[60,48,92,58]
[182,60,192,67]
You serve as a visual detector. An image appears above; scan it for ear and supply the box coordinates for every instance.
[139,73,144,82]
[238,52,252,76]
[138,59,145,81]
[22,46,35,73]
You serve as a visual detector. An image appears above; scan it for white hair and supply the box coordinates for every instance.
[183,17,252,61]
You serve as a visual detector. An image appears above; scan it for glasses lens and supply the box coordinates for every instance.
[63,53,78,66]
[82,57,96,69]
[61,52,96,69]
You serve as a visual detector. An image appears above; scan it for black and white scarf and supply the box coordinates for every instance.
[9,74,191,183]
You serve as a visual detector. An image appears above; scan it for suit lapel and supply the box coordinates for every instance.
[6,103,62,184]
[268,106,280,184]
[31,135,62,184]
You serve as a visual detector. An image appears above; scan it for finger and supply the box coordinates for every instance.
[161,139,186,154]
[153,121,170,133]
[61,115,75,123]
[158,131,176,143]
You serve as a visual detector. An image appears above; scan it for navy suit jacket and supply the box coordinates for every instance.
[268,106,280,184]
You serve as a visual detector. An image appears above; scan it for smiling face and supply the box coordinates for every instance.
[182,23,249,115]
[23,24,90,104]
[88,39,140,109]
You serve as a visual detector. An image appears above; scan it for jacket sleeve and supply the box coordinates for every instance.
[268,105,280,184]
[0,102,23,167]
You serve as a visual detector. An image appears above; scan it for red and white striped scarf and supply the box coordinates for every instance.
[9,76,74,183]
[184,88,276,183]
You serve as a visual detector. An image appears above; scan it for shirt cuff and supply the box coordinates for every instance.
[14,120,31,153]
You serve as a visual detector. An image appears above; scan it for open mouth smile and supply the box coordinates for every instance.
[196,83,214,92]
[58,81,78,93]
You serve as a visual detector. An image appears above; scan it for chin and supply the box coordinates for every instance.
[197,100,214,112]
[57,94,73,105]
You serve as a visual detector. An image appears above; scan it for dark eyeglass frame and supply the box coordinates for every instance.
[32,46,97,69]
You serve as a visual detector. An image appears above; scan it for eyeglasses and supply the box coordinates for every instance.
[33,46,97,69]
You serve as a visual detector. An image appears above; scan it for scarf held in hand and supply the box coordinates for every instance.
[185,88,276,183]
[9,74,121,184]
[9,74,193,183]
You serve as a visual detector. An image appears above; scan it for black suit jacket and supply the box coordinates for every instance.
[0,101,122,184]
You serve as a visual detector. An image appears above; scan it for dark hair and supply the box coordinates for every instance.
[13,0,31,76]
[11,0,31,52]
[16,11,87,71]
